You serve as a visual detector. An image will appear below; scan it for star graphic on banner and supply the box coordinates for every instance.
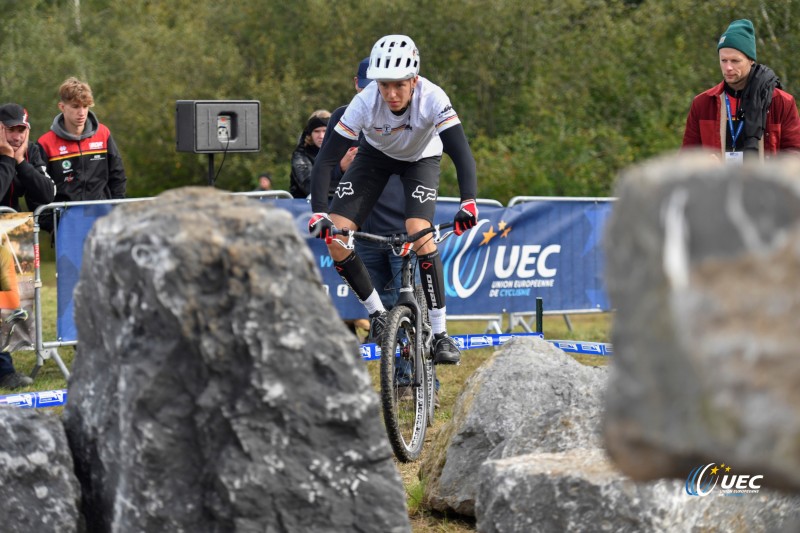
[710,466,719,475]
[725,466,731,472]
[481,226,497,245]
[498,220,512,238]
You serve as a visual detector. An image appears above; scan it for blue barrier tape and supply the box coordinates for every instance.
[359,332,613,361]
[0,389,68,409]
[0,335,611,409]
[549,339,614,356]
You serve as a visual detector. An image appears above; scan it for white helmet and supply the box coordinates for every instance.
[366,35,420,81]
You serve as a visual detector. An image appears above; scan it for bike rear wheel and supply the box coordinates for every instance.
[380,305,428,462]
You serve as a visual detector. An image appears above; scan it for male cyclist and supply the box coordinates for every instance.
[308,35,478,365]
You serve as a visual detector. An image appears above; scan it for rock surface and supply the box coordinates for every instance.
[603,154,800,492]
[420,336,608,516]
[476,448,800,533]
[0,407,81,532]
[62,187,410,532]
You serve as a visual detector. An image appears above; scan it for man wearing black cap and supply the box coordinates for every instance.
[0,103,55,212]
[682,18,800,161]
[0,106,56,391]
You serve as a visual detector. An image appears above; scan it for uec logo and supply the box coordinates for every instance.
[685,463,763,496]
[441,219,560,299]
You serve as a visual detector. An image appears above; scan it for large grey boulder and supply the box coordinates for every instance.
[603,153,800,493]
[419,336,608,516]
[62,187,410,532]
[476,448,800,533]
[0,407,81,532]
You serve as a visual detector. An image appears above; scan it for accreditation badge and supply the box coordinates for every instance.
[725,151,744,165]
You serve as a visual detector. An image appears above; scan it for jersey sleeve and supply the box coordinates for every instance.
[334,95,365,141]
[432,89,461,134]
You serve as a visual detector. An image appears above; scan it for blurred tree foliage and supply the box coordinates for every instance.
[2,0,798,203]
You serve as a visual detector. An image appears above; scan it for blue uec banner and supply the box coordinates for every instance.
[280,197,612,320]
[54,197,613,340]
[433,199,612,315]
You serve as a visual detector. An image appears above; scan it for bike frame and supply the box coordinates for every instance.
[328,223,454,388]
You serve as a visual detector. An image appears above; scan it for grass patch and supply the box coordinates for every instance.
[1,261,74,398]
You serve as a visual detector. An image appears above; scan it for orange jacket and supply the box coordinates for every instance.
[0,246,19,309]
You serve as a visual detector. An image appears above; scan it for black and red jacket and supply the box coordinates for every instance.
[36,110,126,206]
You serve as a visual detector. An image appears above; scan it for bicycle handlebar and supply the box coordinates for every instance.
[327,222,455,251]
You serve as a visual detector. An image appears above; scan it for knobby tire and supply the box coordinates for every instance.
[380,305,428,462]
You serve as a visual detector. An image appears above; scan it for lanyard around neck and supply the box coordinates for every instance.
[725,93,744,148]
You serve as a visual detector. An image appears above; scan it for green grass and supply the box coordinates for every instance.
[1,261,74,398]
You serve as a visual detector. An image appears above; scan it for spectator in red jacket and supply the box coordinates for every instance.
[682,19,800,162]
[35,77,127,232]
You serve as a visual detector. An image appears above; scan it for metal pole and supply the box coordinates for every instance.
[535,297,543,334]
[207,153,215,186]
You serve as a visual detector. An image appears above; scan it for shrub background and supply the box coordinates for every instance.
[3,0,797,202]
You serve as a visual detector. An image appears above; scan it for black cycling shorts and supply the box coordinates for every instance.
[329,141,441,227]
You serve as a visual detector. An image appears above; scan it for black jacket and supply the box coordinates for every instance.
[0,143,56,212]
[289,138,319,199]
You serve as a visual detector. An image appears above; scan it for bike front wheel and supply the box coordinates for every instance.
[380,305,428,462]
[415,284,436,427]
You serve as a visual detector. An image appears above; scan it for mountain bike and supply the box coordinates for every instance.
[329,222,455,461]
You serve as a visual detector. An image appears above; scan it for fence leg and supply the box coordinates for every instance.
[31,348,70,381]
[485,317,503,334]
[535,297,543,334]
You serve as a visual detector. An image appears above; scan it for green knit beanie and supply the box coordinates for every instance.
[718,19,756,60]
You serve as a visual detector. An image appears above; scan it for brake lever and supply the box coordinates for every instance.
[325,227,355,250]
[433,224,455,244]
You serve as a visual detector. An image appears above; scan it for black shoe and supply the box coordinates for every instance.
[0,371,33,390]
[433,333,461,365]
[368,311,388,344]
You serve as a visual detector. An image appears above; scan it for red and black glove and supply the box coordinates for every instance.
[453,199,478,236]
[308,212,334,240]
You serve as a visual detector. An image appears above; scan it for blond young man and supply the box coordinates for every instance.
[35,77,126,231]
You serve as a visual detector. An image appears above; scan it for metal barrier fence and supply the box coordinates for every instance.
[30,191,293,380]
[505,196,616,332]
[28,191,614,380]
